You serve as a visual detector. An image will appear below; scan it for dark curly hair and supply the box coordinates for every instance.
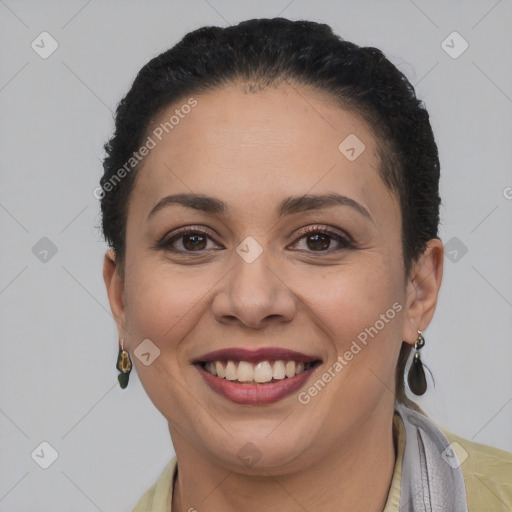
[100,17,440,412]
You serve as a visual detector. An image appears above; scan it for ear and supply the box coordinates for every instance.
[103,248,126,337]
[402,238,444,344]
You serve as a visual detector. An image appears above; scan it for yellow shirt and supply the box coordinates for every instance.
[132,413,512,511]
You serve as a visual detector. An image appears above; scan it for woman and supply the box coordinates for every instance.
[100,18,511,512]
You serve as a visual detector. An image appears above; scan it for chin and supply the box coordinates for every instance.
[208,426,315,474]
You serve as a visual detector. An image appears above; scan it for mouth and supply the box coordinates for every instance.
[200,359,319,383]
[194,348,322,405]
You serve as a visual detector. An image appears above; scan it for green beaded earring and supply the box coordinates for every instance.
[116,339,132,389]
[407,330,427,395]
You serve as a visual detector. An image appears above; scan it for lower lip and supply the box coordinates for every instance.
[197,364,319,405]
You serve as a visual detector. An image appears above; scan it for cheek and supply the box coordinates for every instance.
[299,264,405,422]
[312,257,405,365]
[124,264,206,344]
[123,254,230,370]
[124,248,405,349]
[122,260,217,425]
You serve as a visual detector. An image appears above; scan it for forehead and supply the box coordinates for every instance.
[129,83,397,222]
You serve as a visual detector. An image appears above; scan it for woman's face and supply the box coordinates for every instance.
[104,83,438,473]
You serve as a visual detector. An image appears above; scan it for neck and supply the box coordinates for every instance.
[171,405,396,512]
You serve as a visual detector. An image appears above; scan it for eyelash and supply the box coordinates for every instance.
[156,225,354,254]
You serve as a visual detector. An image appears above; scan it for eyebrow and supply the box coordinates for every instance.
[147,192,373,222]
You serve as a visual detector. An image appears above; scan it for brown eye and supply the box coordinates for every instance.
[158,227,220,253]
[290,226,353,253]
[306,232,331,251]
[182,233,207,251]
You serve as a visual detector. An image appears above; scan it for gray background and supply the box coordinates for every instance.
[1,0,511,510]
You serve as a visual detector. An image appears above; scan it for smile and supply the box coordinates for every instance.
[202,359,316,383]
[194,347,322,405]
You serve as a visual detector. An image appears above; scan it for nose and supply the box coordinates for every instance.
[211,249,297,330]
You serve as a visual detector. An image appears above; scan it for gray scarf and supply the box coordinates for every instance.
[395,402,468,511]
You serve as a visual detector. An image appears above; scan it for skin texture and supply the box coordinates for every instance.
[103,82,443,512]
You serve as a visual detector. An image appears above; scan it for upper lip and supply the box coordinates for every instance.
[194,347,322,364]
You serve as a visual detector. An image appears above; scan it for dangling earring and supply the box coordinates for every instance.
[116,339,132,389]
[407,330,427,395]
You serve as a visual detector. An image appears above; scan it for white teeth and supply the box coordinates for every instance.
[254,361,273,383]
[215,361,225,378]
[285,361,296,378]
[237,361,254,382]
[272,360,286,380]
[203,359,313,383]
[208,362,217,376]
[225,360,238,380]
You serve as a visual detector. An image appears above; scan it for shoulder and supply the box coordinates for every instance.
[441,428,512,512]
[131,457,177,512]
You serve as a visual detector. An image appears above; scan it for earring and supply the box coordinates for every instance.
[116,339,132,389]
[407,330,427,396]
